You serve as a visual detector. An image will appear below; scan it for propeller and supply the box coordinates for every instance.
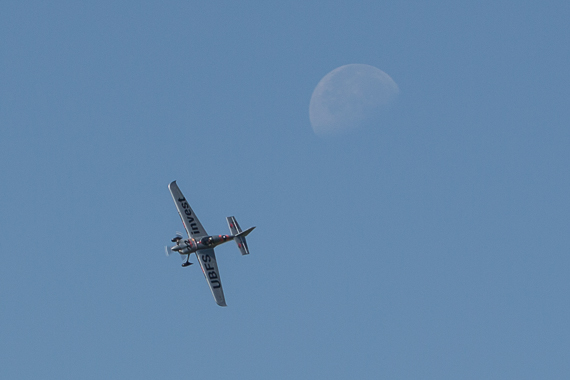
[171,232,184,242]
[166,232,185,256]
[166,232,193,267]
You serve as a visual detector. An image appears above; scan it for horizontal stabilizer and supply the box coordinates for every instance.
[227,216,242,235]
[227,216,255,256]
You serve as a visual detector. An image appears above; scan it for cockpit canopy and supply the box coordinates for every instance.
[200,236,214,246]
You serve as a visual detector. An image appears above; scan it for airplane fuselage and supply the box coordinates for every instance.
[172,234,234,255]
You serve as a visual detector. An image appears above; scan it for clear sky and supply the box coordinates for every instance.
[1,1,569,379]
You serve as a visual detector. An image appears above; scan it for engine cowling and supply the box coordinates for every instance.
[172,239,198,254]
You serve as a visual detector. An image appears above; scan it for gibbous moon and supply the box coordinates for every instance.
[309,64,399,136]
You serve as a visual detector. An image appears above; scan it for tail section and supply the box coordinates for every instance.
[227,216,255,255]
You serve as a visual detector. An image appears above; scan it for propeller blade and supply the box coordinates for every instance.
[165,246,175,257]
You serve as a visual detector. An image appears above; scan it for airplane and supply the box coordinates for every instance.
[165,181,255,306]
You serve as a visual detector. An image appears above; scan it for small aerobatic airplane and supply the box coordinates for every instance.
[165,181,255,306]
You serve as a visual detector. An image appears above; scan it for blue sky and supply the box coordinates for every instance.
[1,1,569,379]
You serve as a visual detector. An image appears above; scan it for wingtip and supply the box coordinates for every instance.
[168,180,177,189]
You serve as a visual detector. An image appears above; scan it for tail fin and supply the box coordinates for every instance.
[227,216,255,255]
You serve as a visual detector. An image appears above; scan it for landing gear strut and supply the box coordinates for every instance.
[182,254,193,267]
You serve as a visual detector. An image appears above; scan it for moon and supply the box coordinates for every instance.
[309,64,400,136]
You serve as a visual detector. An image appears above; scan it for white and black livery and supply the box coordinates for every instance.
[166,181,255,306]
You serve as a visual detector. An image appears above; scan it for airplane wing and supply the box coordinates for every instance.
[168,181,208,239]
[195,248,226,306]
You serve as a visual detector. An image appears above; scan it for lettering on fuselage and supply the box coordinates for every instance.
[201,253,221,289]
[178,197,201,235]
